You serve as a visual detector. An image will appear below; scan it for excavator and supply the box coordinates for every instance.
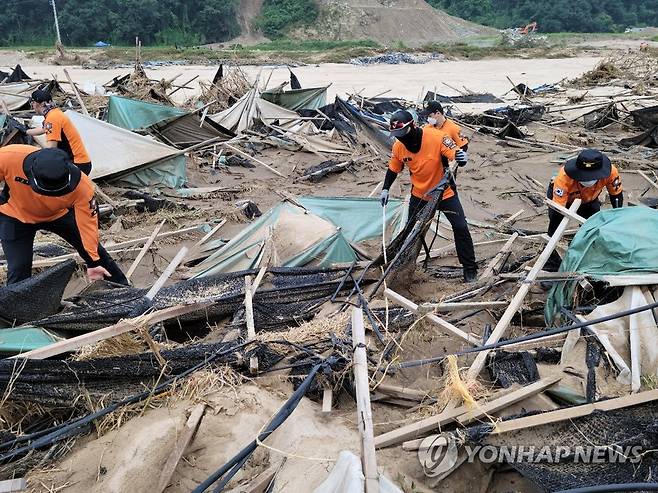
[518,21,538,35]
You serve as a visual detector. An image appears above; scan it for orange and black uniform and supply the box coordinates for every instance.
[385,129,476,271]
[43,108,92,175]
[424,119,469,150]
[0,145,125,285]
[545,165,623,272]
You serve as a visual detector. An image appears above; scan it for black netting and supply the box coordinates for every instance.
[33,267,356,333]
[0,260,76,324]
[464,403,658,492]
[0,341,282,406]
[487,351,539,388]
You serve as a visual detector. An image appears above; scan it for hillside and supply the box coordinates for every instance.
[256,0,497,47]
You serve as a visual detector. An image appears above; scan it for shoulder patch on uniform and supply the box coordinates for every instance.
[90,198,98,217]
[43,122,53,134]
[613,177,621,188]
[554,187,565,197]
[442,136,456,149]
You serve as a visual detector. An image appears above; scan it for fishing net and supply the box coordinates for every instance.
[0,260,76,324]
[462,402,658,491]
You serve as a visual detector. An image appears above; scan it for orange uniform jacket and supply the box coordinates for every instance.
[0,145,100,262]
[424,119,468,148]
[388,130,458,200]
[43,108,91,165]
[551,165,623,207]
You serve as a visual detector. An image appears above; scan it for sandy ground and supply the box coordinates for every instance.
[2,54,602,104]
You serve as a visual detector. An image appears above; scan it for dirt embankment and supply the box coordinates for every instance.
[291,0,498,47]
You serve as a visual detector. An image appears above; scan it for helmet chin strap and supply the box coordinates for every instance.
[398,127,423,153]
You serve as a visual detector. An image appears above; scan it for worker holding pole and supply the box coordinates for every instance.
[379,110,477,282]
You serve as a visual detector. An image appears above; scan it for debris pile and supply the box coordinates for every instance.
[1,46,658,493]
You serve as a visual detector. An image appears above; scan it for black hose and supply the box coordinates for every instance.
[192,363,322,493]
[555,483,658,493]
[0,341,252,463]
[389,298,658,370]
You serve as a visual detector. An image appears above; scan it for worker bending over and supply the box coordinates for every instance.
[545,148,623,272]
[379,110,478,282]
[0,145,127,285]
[26,90,93,175]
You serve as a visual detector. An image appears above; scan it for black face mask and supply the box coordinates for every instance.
[397,127,423,153]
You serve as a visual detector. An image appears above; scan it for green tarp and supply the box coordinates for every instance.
[0,326,60,355]
[191,197,406,278]
[261,86,328,111]
[545,207,658,323]
[106,95,187,131]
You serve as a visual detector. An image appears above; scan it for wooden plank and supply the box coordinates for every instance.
[245,276,258,374]
[375,384,428,402]
[465,199,582,383]
[418,301,508,313]
[13,302,211,360]
[479,233,518,280]
[374,375,561,449]
[145,247,189,300]
[156,404,206,493]
[225,466,278,493]
[384,289,479,345]
[491,388,658,435]
[352,308,379,493]
[0,478,26,493]
[125,219,166,281]
[322,388,333,414]
[544,199,586,224]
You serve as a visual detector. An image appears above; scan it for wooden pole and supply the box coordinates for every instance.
[374,375,561,449]
[352,307,379,493]
[63,68,89,116]
[145,247,189,300]
[13,302,211,360]
[245,276,258,374]
[544,199,586,224]
[384,289,479,345]
[125,219,166,281]
[465,199,582,382]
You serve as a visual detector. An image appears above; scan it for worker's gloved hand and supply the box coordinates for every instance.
[455,149,468,167]
[380,189,389,207]
[87,265,111,281]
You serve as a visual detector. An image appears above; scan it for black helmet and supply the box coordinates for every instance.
[419,100,444,118]
[389,110,415,138]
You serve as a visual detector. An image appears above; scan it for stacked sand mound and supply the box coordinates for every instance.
[295,0,498,47]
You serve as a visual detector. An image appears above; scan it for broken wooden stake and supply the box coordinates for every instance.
[479,232,518,280]
[145,246,189,301]
[156,404,206,493]
[322,387,333,414]
[125,219,166,281]
[352,307,379,493]
[545,198,587,224]
[384,289,479,345]
[245,276,258,374]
